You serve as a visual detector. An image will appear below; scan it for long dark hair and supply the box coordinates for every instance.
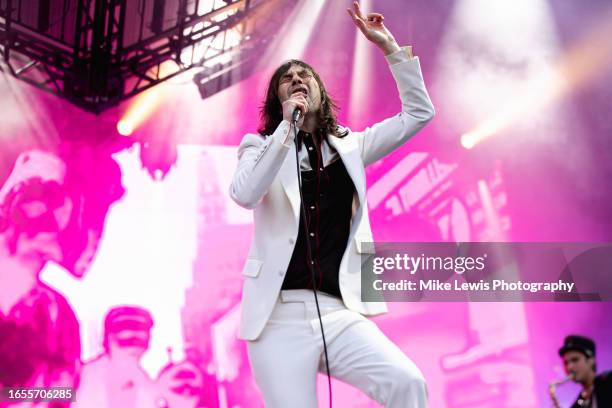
[258,59,348,139]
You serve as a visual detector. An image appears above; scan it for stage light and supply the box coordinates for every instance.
[116,120,134,137]
[116,88,164,136]
[433,0,563,149]
[116,61,179,136]
[460,134,475,149]
[457,6,612,149]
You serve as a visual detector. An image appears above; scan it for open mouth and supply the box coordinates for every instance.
[291,86,308,97]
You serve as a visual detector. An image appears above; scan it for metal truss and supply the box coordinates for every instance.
[0,0,293,112]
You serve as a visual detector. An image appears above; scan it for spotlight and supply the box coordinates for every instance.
[117,120,134,137]
[461,133,476,149]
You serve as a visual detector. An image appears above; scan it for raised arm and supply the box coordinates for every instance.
[347,1,435,166]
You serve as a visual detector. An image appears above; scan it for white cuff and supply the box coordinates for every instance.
[273,120,294,147]
[385,46,414,66]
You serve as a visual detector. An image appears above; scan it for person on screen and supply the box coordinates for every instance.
[0,148,124,406]
[156,359,205,408]
[75,305,157,408]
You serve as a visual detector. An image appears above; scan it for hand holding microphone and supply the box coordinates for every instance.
[292,108,302,124]
[282,93,308,128]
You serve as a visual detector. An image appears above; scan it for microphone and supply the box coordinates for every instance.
[292,108,302,123]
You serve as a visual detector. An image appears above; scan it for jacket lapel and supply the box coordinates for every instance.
[328,134,366,204]
[279,133,366,224]
[279,141,301,223]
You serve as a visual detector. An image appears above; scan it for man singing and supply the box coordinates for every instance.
[229,2,434,407]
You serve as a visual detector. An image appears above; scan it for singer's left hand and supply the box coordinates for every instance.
[347,1,401,55]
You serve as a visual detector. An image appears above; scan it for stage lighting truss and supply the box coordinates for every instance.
[0,0,293,112]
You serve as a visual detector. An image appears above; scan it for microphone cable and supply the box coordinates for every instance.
[292,116,333,408]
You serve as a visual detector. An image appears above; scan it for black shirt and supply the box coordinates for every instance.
[281,129,355,297]
[572,371,612,408]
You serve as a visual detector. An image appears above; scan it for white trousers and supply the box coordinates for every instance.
[247,290,428,407]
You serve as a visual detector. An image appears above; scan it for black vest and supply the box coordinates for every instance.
[282,130,356,297]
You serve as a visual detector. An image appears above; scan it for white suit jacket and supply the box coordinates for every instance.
[230,53,435,341]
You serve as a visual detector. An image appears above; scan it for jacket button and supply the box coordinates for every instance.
[289,238,295,245]
[278,269,285,276]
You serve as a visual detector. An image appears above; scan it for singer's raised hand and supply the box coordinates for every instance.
[347,1,401,55]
